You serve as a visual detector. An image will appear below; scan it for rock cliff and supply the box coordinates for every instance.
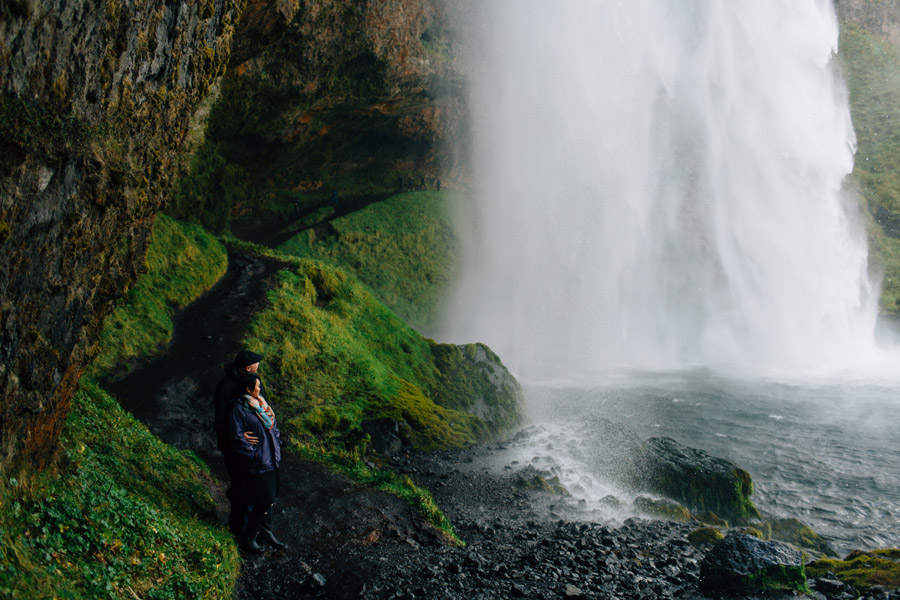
[0,0,251,468]
[172,0,470,229]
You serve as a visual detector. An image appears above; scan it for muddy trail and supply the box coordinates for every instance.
[103,249,862,600]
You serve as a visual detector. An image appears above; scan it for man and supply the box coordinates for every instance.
[213,350,286,550]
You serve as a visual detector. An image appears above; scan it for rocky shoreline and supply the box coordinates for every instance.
[227,441,894,600]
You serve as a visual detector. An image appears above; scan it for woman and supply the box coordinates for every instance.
[230,372,285,553]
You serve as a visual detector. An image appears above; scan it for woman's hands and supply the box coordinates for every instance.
[243,431,259,445]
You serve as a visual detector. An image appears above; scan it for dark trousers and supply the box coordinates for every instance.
[221,446,249,535]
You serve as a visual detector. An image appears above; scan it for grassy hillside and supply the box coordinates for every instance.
[237,256,519,451]
[277,191,459,333]
[840,24,900,312]
[1,206,522,594]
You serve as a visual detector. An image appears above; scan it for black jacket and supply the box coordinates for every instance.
[213,363,268,451]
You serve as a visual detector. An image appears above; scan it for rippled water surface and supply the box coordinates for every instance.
[503,372,900,556]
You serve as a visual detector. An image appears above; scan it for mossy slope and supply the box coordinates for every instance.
[1,216,238,598]
[242,257,521,452]
[277,191,458,333]
[839,24,900,312]
[0,381,239,599]
[808,548,900,593]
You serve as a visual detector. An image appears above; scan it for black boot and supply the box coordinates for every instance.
[239,505,270,554]
[257,511,287,550]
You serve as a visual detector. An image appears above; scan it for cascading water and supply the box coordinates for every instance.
[444,0,880,377]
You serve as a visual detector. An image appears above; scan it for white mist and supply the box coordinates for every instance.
[444,0,879,378]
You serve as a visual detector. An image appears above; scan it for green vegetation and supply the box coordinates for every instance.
[2,216,236,598]
[769,517,836,557]
[292,442,460,543]
[807,549,900,593]
[626,438,761,525]
[241,257,520,454]
[839,24,900,312]
[278,191,459,332]
[87,214,227,378]
[688,527,725,545]
[0,380,239,599]
[633,496,692,522]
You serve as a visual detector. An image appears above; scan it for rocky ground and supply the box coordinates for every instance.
[108,251,897,600]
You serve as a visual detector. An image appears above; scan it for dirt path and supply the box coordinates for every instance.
[105,249,443,599]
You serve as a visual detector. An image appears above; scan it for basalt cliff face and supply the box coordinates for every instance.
[0,0,253,469]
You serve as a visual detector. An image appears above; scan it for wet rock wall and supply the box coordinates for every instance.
[0,0,245,468]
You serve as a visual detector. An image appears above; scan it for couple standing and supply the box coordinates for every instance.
[213,350,286,554]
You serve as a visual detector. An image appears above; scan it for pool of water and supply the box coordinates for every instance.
[488,370,900,556]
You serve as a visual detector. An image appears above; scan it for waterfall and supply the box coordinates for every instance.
[443,0,879,377]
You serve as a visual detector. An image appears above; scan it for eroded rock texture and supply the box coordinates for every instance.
[0,0,246,468]
[191,0,470,220]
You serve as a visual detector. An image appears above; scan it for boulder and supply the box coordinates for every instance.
[361,418,405,458]
[699,532,807,596]
[624,436,760,524]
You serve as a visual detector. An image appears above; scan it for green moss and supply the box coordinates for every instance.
[695,511,728,528]
[769,517,836,557]
[807,549,900,592]
[0,95,94,163]
[744,565,810,594]
[634,496,692,522]
[0,220,9,245]
[738,527,765,540]
[0,380,239,599]
[627,438,760,525]
[367,379,482,451]
[243,258,514,452]
[688,527,725,545]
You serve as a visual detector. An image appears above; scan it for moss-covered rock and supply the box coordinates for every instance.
[0,0,244,469]
[699,532,809,596]
[624,436,760,525]
[513,465,570,496]
[807,548,900,593]
[769,517,837,557]
[429,342,522,436]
